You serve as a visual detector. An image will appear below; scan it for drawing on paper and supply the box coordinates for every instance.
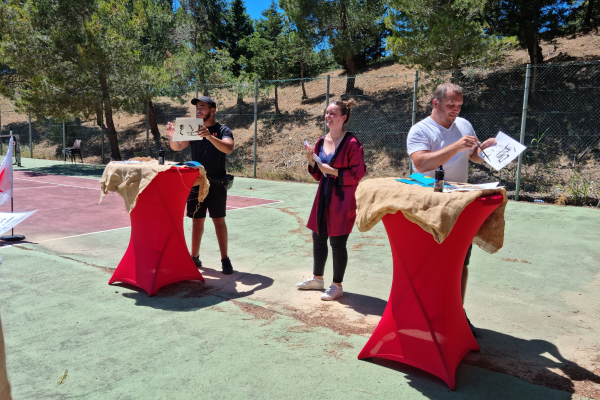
[478,131,526,171]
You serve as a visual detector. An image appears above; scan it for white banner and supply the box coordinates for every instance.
[0,210,37,235]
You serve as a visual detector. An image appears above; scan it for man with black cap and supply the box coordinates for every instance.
[166,96,235,274]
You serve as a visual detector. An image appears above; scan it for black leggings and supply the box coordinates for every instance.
[312,231,350,284]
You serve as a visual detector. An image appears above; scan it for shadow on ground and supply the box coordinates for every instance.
[360,327,599,398]
[365,357,575,399]
[18,164,106,178]
[463,328,600,398]
[118,267,274,312]
[337,291,388,317]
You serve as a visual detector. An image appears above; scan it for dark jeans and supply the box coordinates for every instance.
[312,231,350,284]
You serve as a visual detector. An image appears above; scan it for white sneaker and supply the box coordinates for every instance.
[321,283,343,301]
[296,277,325,290]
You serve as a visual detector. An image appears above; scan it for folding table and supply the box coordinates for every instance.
[103,165,206,296]
[358,194,504,390]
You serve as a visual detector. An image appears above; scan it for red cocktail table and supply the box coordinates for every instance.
[358,194,504,390]
[109,167,204,296]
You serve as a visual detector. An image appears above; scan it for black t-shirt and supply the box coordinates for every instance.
[189,123,233,179]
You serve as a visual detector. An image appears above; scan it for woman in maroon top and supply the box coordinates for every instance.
[296,98,366,301]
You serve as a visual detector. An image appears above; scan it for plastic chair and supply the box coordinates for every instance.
[64,140,83,163]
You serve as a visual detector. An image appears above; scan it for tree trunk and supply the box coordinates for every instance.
[345,55,356,93]
[148,99,161,152]
[274,83,280,114]
[98,72,121,161]
[525,31,544,65]
[300,58,307,99]
[584,0,596,30]
[340,0,355,94]
[95,102,103,127]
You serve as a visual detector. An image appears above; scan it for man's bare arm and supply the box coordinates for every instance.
[198,126,234,154]
[411,135,478,173]
[469,138,497,164]
[166,122,190,151]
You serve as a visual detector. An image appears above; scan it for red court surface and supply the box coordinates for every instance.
[0,171,281,245]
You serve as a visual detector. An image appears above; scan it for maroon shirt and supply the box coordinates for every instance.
[307,133,366,236]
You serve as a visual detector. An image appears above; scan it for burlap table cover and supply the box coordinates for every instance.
[355,178,507,253]
[99,162,209,213]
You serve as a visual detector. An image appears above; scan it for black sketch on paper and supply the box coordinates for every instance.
[494,144,516,163]
[179,124,199,136]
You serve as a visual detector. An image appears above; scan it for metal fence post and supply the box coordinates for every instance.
[195,81,198,99]
[410,70,419,175]
[145,100,150,157]
[324,75,330,135]
[62,121,66,162]
[28,113,33,158]
[253,79,258,178]
[515,64,531,202]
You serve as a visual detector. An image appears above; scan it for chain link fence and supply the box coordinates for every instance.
[1,60,599,205]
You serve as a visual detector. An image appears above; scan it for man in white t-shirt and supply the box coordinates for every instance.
[406,82,496,336]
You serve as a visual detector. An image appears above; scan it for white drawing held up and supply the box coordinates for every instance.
[479,131,527,171]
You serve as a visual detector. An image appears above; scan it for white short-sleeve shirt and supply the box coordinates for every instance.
[407,116,476,183]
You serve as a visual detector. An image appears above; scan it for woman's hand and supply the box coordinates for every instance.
[166,122,175,140]
[318,163,338,176]
[305,145,316,166]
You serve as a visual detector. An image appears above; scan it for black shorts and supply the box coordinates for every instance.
[464,243,473,266]
[187,183,227,219]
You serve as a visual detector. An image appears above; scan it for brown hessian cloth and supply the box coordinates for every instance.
[355,178,507,254]
[99,162,209,213]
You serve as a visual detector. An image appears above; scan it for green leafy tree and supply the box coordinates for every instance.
[387,0,515,72]
[241,2,294,113]
[485,0,576,65]
[222,0,254,78]
[570,0,599,33]
[281,0,389,93]
[0,0,153,160]
[221,0,254,104]
[136,0,177,150]
[170,0,233,95]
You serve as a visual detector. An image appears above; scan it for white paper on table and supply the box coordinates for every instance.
[173,118,205,141]
[478,131,526,171]
[0,210,37,235]
[443,182,502,192]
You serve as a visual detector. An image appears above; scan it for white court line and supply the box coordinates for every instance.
[0,226,130,249]
[15,170,102,181]
[14,178,99,191]
[227,200,283,212]
[229,194,286,202]
[1,200,284,249]
[13,186,54,190]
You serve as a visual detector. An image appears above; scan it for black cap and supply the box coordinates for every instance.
[191,96,217,109]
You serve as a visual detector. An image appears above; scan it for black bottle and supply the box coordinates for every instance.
[158,148,165,165]
[434,165,444,192]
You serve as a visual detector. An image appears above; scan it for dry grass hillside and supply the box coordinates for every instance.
[1,31,600,204]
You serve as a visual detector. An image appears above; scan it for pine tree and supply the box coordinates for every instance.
[281,0,388,93]
[485,0,576,65]
[241,2,294,113]
[387,0,515,72]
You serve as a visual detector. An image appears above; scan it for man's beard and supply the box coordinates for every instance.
[197,111,213,121]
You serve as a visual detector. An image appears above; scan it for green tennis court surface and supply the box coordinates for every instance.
[0,159,599,399]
